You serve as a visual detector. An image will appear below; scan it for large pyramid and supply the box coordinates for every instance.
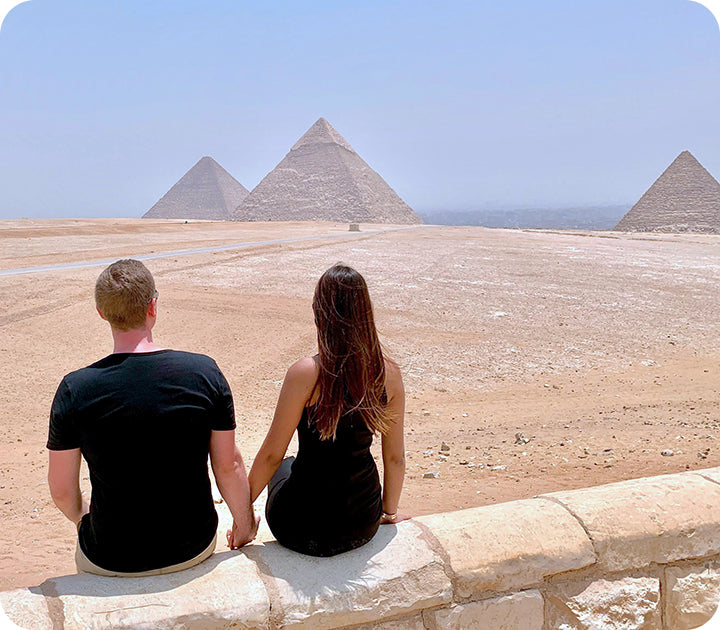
[143,156,249,220]
[615,151,720,233]
[233,118,421,224]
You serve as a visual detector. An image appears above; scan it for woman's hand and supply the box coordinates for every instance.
[380,511,411,524]
[226,514,260,549]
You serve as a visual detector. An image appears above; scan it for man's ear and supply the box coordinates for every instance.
[96,307,106,321]
[147,298,157,318]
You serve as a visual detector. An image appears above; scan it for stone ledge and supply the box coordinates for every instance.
[0,588,53,630]
[546,472,720,572]
[242,520,452,629]
[25,552,268,630]
[2,467,720,630]
[665,561,720,630]
[691,467,720,487]
[545,575,662,629]
[416,497,595,598]
[426,590,544,630]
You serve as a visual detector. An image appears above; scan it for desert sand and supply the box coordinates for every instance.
[1,218,718,590]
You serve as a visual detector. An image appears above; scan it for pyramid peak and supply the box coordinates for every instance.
[233,120,421,224]
[188,156,218,170]
[290,118,355,153]
[666,150,708,173]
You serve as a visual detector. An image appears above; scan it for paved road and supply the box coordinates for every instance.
[0,226,420,277]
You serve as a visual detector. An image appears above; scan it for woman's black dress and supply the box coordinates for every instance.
[265,404,383,556]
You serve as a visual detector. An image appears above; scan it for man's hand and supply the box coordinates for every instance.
[210,430,258,550]
[226,514,260,550]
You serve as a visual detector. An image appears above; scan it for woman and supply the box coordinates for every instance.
[240,264,407,556]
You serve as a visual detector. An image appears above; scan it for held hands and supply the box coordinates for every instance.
[226,514,261,550]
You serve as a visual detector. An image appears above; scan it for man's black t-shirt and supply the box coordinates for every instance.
[47,350,235,572]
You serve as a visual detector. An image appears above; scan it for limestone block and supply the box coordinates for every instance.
[0,588,53,630]
[245,520,451,629]
[351,614,426,629]
[665,562,720,630]
[428,590,543,630]
[50,552,269,629]
[416,498,595,598]
[545,576,661,629]
[547,473,720,572]
[692,467,720,487]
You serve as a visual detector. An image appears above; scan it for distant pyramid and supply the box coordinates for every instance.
[615,151,720,233]
[233,118,422,224]
[143,156,249,220]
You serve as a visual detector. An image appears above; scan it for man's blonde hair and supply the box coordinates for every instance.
[95,259,156,331]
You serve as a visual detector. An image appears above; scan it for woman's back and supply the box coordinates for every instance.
[248,264,406,556]
[265,404,382,556]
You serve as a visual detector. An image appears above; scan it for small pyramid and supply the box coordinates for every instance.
[233,118,421,224]
[615,151,720,233]
[143,156,249,220]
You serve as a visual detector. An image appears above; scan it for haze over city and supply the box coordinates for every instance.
[0,0,719,219]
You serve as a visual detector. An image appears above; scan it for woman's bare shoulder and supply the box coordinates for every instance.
[384,357,402,377]
[384,358,404,396]
[286,356,319,385]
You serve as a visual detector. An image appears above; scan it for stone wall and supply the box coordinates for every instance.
[3,468,720,629]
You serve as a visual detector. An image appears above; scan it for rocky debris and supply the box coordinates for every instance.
[699,448,711,459]
[661,449,675,457]
[440,442,451,452]
[423,471,439,479]
[514,433,530,445]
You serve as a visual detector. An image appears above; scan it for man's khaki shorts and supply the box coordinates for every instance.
[75,534,217,577]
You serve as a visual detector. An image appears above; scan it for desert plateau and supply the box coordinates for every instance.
[1,218,719,590]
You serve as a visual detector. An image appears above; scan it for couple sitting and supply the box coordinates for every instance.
[47,259,406,576]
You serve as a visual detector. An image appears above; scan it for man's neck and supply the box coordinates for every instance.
[110,327,162,354]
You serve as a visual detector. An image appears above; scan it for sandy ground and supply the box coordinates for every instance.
[1,218,719,591]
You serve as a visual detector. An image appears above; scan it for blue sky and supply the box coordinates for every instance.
[0,0,719,218]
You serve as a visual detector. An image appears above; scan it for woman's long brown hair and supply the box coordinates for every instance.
[311,264,391,440]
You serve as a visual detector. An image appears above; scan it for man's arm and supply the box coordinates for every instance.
[48,449,88,526]
[209,430,258,549]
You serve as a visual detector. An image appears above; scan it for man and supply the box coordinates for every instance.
[47,259,257,576]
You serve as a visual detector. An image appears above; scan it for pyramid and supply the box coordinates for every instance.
[615,151,720,233]
[143,156,249,220]
[232,118,421,224]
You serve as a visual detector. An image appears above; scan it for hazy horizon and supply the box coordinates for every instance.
[1,1,719,219]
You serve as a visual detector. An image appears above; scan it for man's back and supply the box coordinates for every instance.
[48,349,234,573]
